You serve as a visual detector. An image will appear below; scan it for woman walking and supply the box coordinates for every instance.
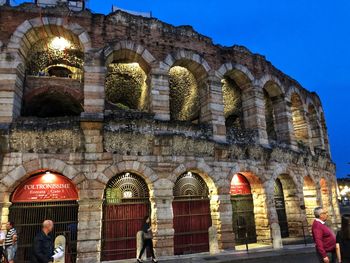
[137,216,158,263]
[336,215,350,263]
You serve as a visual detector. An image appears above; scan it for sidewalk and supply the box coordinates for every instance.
[107,244,319,263]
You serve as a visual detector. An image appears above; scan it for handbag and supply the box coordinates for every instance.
[143,230,153,240]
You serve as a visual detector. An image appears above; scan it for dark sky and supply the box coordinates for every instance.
[14,0,350,177]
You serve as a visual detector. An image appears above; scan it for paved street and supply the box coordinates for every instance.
[110,245,318,263]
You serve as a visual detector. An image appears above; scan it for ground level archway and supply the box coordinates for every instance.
[101,172,150,261]
[230,173,257,245]
[9,171,79,263]
[274,178,289,238]
[172,171,212,255]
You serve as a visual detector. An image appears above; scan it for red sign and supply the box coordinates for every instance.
[12,172,78,203]
[230,173,252,195]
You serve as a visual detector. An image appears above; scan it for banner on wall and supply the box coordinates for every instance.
[230,173,252,195]
[12,172,78,203]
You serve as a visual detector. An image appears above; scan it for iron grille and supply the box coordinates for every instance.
[9,201,78,263]
[173,172,209,199]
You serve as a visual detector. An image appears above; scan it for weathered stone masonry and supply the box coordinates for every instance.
[0,2,340,263]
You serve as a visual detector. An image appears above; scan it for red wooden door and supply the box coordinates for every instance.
[102,202,150,261]
[173,198,211,255]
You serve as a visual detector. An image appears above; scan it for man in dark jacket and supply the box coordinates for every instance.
[31,220,57,263]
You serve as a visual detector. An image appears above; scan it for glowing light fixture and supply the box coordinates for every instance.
[50,37,71,51]
[42,171,55,183]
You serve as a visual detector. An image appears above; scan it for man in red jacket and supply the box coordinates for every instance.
[312,206,336,263]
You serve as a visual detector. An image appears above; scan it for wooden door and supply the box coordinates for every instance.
[102,202,150,261]
[173,198,211,255]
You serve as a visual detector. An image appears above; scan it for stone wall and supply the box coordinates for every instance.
[0,3,340,263]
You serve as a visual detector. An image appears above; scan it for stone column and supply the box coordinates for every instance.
[83,52,106,117]
[0,52,24,123]
[151,179,174,257]
[200,74,226,143]
[76,198,103,263]
[264,181,283,249]
[150,67,170,121]
[242,85,268,145]
[210,194,234,250]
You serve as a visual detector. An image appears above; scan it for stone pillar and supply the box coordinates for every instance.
[151,179,174,256]
[210,194,234,250]
[83,54,106,116]
[242,85,268,145]
[0,52,24,123]
[273,95,294,145]
[264,181,283,249]
[200,74,226,143]
[150,67,170,121]
[80,120,104,155]
[76,180,104,263]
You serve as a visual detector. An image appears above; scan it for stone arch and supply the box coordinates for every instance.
[104,41,157,112]
[307,103,324,150]
[7,17,92,56]
[101,161,159,197]
[170,161,217,196]
[0,158,82,231]
[5,17,91,120]
[1,158,81,192]
[228,170,270,242]
[22,86,84,117]
[163,50,210,122]
[260,77,289,144]
[217,64,254,131]
[104,40,157,72]
[302,175,319,228]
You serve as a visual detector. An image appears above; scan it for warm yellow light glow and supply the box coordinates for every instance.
[42,171,55,183]
[50,37,71,51]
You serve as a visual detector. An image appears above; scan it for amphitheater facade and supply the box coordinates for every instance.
[0,2,340,262]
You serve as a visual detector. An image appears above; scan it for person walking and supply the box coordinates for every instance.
[4,222,17,263]
[336,215,350,263]
[312,207,336,263]
[137,216,158,263]
[31,220,63,263]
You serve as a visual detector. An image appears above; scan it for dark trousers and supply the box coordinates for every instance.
[138,239,155,259]
[317,251,336,263]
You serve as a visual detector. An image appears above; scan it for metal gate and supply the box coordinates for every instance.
[173,172,211,255]
[101,172,150,261]
[274,178,289,238]
[9,201,78,263]
[231,194,257,245]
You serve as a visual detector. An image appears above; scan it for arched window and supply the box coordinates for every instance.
[169,66,200,122]
[308,104,323,150]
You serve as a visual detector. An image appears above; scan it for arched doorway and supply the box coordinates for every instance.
[173,172,212,255]
[101,172,150,261]
[230,173,257,245]
[9,171,79,263]
[274,178,289,238]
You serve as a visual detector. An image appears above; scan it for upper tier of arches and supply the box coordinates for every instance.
[1,16,330,155]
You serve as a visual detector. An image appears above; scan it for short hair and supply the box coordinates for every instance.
[314,207,323,218]
[42,220,53,228]
[7,222,14,227]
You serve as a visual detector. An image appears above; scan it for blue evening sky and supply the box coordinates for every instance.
[14,0,350,177]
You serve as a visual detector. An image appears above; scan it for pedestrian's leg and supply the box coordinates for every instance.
[149,239,156,259]
[138,241,147,259]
